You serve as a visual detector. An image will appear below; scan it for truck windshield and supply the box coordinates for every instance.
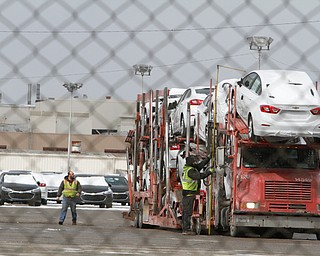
[242,147,317,169]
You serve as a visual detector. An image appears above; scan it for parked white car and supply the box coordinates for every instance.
[41,171,65,203]
[194,79,238,144]
[236,70,320,141]
[31,172,48,205]
[170,86,211,136]
[168,88,187,110]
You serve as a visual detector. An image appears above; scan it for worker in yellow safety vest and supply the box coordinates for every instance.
[57,171,82,225]
[181,154,213,235]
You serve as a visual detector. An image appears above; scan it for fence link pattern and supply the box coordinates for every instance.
[0,0,319,254]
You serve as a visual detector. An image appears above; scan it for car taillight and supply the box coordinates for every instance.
[38,183,46,187]
[311,107,320,115]
[170,144,180,150]
[260,105,280,114]
[189,99,203,105]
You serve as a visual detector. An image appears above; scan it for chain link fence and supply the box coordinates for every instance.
[0,0,319,254]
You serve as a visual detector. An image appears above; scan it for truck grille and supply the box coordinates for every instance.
[265,181,311,201]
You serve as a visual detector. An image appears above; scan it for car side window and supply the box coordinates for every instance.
[177,90,189,104]
[250,76,262,95]
[242,73,258,89]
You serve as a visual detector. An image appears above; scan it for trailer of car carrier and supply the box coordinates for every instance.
[124,88,184,229]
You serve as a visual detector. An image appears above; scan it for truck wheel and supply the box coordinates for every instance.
[138,200,146,229]
[194,218,201,235]
[133,210,140,228]
[230,225,243,237]
[133,202,140,228]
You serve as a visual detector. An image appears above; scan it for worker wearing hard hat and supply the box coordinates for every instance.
[181,154,213,235]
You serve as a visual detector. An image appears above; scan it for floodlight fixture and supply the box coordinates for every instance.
[133,64,152,77]
[247,36,273,69]
[133,64,153,93]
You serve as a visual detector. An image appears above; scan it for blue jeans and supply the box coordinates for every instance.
[59,197,77,223]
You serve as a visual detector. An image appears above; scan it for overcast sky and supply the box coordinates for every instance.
[0,0,320,104]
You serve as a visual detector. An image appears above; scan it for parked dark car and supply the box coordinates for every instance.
[105,174,129,206]
[76,174,113,208]
[40,171,65,203]
[0,170,41,206]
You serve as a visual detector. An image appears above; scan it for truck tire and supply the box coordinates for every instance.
[230,225,243,237]
[133,202,140,228]
[133,210,140,228]
[138,200,145,229]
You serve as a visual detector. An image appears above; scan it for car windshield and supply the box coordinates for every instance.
[195,88,210,95]
[77,176,108,186]
[4,174,37,185]
[242,147,317,169]
[105,176,128,186]
[42,174,64,186]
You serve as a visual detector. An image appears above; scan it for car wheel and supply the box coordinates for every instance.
[41,199,47,205]
[121,202,127,206]
[0,200,4,205]
[106,203,112,208]
[181,116,186,137]
[99,204,106,208]
[248,116,257,142]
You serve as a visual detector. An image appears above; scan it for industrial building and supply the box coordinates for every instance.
[0,93,135,173]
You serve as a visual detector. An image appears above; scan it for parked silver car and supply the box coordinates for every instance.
[76,174,113,208]
[105,174,129,206]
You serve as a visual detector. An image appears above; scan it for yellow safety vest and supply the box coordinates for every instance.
[62,180,78,198]
[182,166,198,192]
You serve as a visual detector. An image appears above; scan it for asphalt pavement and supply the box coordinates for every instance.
[0,202,318,256]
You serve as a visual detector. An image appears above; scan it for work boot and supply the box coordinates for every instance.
[58,221,63,225]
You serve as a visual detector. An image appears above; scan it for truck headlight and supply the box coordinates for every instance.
[246,202,259,209]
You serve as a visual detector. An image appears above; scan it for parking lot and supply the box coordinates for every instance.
[0,202,319,256]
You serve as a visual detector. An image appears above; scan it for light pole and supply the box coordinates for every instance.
[247,36,273,69]
[133,64,153,94]
[62,82,83,171]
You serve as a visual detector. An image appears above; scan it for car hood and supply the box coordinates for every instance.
[109,184,128,193]
[266,83,320,106]
[2,182,38,191]
[81,185,111,193]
